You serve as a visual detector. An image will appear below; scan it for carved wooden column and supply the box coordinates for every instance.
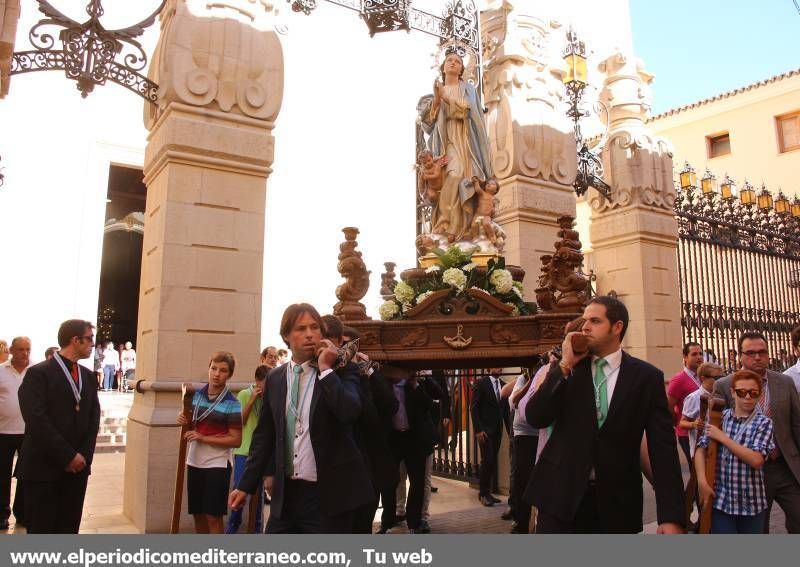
[481,7,577,303]
[0,0,21,98]
[124,0,283,532]
[589,51,682,378]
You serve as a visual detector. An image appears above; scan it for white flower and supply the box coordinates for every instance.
[490,268,514,294]
[401,302,413,313]
[379,301,400,321]
[512,285,523,299]
[442,267,467,291]
[416,291,434,304]
[504,302,520,316]
[462,262,477,272]
[394,281,416,304]
[425,265,441,274]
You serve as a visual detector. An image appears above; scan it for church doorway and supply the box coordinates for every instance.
[96,165,146,348]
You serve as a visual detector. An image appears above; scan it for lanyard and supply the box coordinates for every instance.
[287,363,316,423]
[192,385,230,425]
[54,353,82,411]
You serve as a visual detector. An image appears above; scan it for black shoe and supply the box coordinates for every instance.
[417,520,431,533]
[510,524,527,534]
[430,486,439,493]
[479,495,494,507]
[394,514,406,525]
[489,495,502,504]
[501,508,513,521]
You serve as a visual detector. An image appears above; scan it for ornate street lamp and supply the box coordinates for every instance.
[720,174,737,201]
[562,28,610,198]
[700,169,716,197]
[775,190,790,215]
[679,162,697,190]
[791,197,800,218]
[757,184,774,211]
[739,181,756,206]
[362,0,412,36]
[290,0,318,14]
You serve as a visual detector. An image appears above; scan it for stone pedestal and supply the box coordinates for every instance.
[0,0,21,98]
[481,7,578,300]
[589,50,682,378]
[124,1,283,532]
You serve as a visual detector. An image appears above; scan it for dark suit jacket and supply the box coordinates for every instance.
[237,362,373,519]
[355,368,399,492]
[714,370,800,484]
[525,352,684,533]
[470,376,509,437]
[397,381,437,456]
[17,357,101,482]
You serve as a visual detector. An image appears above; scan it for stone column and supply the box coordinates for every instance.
[588,51,682,378]
[124,0,283,532]
[481,6,577,302]
[0,0,21,98]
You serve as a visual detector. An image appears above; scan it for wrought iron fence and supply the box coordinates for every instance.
[675,164,800,372]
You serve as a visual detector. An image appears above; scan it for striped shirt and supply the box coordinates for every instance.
[698,408,774,516]
[186,385,242,469]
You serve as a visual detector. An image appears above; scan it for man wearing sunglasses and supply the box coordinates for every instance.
[714,331,800,533]
[17,320,101,533]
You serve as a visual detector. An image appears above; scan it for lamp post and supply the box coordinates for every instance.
[679,162,697,190]
[562,27,610,198]
[720,174,736,201]
[775,190,790,215]
[757,184,774,211]
[700,169,716,198]
[739,181,756,206]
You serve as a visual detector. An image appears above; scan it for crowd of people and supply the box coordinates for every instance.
[2,295,800,534]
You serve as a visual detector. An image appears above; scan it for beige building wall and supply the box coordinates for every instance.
[649,69,800,196]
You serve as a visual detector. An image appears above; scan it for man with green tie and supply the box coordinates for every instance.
[228,303,372,533]
[524,296,685,533]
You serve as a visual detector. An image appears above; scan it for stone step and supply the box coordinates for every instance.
[95,442,126,454]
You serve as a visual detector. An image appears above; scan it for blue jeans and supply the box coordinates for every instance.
[102,366,116,391]
[712,508,767,534]
[225,454,263,534]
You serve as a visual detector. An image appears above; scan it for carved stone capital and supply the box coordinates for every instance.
[145,0,283,128]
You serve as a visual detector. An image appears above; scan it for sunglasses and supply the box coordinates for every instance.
[733,388,761,399]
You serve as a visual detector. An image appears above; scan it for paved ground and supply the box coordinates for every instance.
[1,391,789,534]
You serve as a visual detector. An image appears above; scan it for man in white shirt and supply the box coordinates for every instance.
[101,342,119,391]
[783,325,800,394]
[0,337,31,529]
[120,342,136,391]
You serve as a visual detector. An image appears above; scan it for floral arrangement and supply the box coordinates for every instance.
[379,246,534,321]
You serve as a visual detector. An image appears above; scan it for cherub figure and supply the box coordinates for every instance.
[471,176,500,243]
[417,149,449,205]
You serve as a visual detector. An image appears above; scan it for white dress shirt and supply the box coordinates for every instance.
[0,361,28,434]
[783,360,800,394]
[590,348,623,404]
[489,376,502,401]
[285,361,333,482]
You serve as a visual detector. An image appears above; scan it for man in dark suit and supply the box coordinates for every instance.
[471,368,509,506]
[525,296,684,533]
[378,365,436,534]
[18,319,101,533]
[713,331,800,533]
[229,304,373,533]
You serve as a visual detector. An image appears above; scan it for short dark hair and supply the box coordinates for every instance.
[321,315,343,342]
[682,342,702,357]
[44,346,60,359]
[254,365,269,381]
[209,351,236,377]
[738,332,768,353]
[791,325,800,350]
[57,319,95,348]
[342,325,360,341]
[279,303,323,347]
[260,346,276,359]
[277,348,288,357]
[587,296,629,340]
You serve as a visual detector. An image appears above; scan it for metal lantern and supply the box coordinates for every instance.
[791,197,800,218]
[562,27,587,86]
[700,169,716,197]
[679,163,697,190]
[757,184,774,211]
[361,0,411,36]
[720,174,736,201]
[775,191,790,215]
[739,181,756,206]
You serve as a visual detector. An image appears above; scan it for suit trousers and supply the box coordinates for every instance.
[0,434,24,524]
[351,497,378,534]
[535,483,602,534]
[381,431,427,530]
[25,474,88,533]
[266,479,353,534]
[764,457,800,533]
[510,434,537,532]
[478,431,502,496]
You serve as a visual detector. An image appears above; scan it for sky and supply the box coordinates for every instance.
[630,0,800,114]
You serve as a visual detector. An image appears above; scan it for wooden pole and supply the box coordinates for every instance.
[699,397,725,534]
[171,383,194,534]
